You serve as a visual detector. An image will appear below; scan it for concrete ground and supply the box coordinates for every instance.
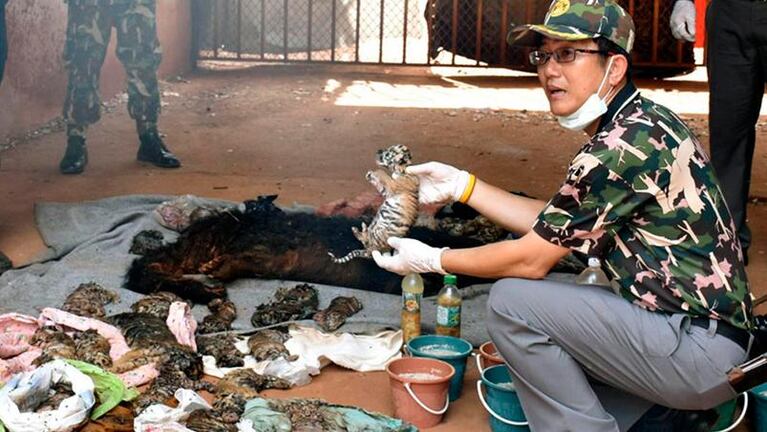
[1,63,765,430]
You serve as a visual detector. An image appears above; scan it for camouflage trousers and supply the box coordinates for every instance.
[63,0,162,128]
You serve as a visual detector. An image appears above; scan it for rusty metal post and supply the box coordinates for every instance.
[355,0,361,62]
[379,0,385,63]
[500,0,509,65]
[308,0,313,60]
[426,0,434,65]
[260,0,266,59]
[403,0,409,63]
[652,0,659,63]
[332,0,337,61]
[475,0,483,65]
[237,0,242,59]
[213,0,219,58]
[451,0,458,65]
[284,0,289,60]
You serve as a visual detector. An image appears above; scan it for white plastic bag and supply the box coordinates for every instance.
[0,360,96,432]
[133,388,211,432]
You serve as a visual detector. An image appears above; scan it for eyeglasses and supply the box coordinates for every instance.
[528,47,609,66]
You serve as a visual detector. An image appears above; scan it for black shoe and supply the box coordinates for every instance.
[630,404,718,432]
[137,131,181,168]
[0,251,11,276]
[59,136,88,174]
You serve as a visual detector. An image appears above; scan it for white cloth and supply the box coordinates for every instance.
[202,326,402,386]
[285,326,402,373]
[0,360,96,432]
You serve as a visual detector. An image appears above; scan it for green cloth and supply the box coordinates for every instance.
[241,398,418,432]
[65,360,139,420]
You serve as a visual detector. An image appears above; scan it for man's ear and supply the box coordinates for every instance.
[608,54,629,86]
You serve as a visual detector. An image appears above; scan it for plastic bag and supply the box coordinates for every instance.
[133,389,210,432]
[0,360,96,432]
[65,360,138,420]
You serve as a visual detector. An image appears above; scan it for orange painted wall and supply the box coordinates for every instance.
[0,0,193,140]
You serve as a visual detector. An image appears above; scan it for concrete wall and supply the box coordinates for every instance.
[0,0,193,140]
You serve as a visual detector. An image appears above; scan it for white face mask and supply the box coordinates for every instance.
[556,56,615,131]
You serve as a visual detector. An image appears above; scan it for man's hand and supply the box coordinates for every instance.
[372,237,448,276]
[670,0,696,42]
[406,162,471,205]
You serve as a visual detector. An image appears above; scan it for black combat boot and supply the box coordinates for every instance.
[59,136,88,174]
[629,404,719,432]
[137,130,181,168]
[0,251,11,276]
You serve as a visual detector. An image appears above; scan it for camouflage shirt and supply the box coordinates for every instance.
[533,82,753,330]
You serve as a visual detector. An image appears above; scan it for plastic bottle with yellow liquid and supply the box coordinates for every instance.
[401,272,424,343]
[435,274,461,337]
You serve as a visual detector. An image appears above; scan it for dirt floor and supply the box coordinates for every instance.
[1,63,766,430]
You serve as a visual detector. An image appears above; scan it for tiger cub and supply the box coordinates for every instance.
[329,144,419,263]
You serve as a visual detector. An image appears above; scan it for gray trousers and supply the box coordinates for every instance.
[486,278,749,432]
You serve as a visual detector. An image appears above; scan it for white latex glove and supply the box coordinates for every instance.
[670,0,696,42]
[406,161,471,205]
[372,237,448,276]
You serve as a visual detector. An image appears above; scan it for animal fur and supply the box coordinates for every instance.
[125,195,490,303]
[61,283,119,319]
[313,296,363,332]
[197,333,244,367]
[250,283,319,327]
[106,312,203,380]
[74,329,112,369]
[247,329,293,362]
[130,291,188,319]
[329,144,420,263]
[31,327,77,366]
[198,298,238,334]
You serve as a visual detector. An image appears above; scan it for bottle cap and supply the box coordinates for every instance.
[588,257,601,267]
[444,274,457,285]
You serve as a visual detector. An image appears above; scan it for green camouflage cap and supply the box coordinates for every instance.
[509,0,635,54]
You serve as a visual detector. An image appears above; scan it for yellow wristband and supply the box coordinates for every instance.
[458,174,477,204]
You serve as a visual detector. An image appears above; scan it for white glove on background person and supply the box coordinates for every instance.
[406,162,471,205]
[372,237,447,275]
[670,0,696,42]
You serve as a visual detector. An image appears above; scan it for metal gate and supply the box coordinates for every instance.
[193,0,696,75]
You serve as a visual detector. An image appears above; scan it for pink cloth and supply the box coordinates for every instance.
[0,348,42,383]
[38,308,131,361]
[166,302,197,351]
[0,313,40,358]
[119,363,160,388]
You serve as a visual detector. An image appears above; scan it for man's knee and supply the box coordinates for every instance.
[487,278,540,328]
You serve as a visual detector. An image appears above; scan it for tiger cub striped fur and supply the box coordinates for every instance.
[329,144,419,263]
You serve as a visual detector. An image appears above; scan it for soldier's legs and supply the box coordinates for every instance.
[60,2,112,174]
[113,1,161,133]
[486,278,745,432]
[706,0,767,257]
[113,1,180,168]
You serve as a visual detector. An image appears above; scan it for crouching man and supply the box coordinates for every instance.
[373,1,753,430]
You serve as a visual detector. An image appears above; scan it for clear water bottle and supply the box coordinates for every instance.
[575,257,611,287]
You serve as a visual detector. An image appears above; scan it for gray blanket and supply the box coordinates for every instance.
[0,194,575,346]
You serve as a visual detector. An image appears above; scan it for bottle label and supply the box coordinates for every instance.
[436,305,460,327]
[403,292,422,313]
